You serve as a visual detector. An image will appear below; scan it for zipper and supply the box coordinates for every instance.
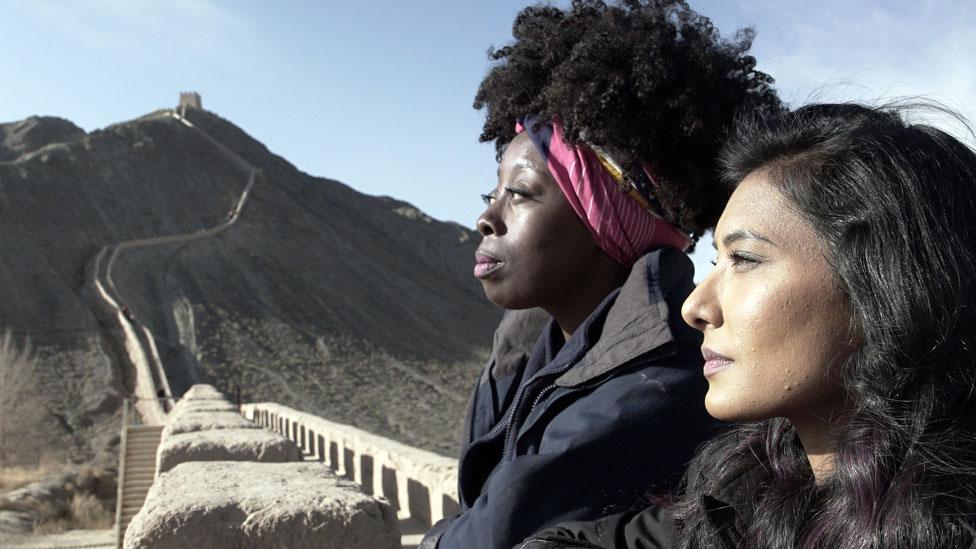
[502,362,571,460]
[517,538,604,549]
[529,384,557,416]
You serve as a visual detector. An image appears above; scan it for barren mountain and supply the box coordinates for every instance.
[0,107,500,464]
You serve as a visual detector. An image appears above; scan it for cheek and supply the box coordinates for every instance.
[705,276,850,421]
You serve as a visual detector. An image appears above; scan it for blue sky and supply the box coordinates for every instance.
[2,0,974,279]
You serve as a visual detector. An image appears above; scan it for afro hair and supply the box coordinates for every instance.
[474,0,783,237]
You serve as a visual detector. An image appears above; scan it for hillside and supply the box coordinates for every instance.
[0,107,500,463]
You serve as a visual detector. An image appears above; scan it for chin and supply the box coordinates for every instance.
[704,393,764,423]
[481,284,535,310]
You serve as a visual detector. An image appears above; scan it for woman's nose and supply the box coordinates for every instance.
[681,274,722,331]
[477,204,503,236]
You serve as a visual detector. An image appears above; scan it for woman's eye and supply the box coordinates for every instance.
[482,187,531,206]
[504,186,530,199]
[728,251,761,268]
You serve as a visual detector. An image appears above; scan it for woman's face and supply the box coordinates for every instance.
[474,132,601,310]
[681,171,853,424]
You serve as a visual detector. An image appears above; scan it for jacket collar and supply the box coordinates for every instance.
[553,248,680,387]
[483,247,696,388]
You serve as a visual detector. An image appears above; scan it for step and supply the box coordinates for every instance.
[124,468,156,475]
[124,469,156,477]
[123,496,150,506]
[126,433,163,438]
[124,469,156,475]
[125,454,156,463]
[125,469,156,480]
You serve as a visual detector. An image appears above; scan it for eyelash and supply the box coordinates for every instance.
[710,251,761,267]
[481,187,529,205]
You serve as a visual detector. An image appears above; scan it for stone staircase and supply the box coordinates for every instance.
[116,424,163,545]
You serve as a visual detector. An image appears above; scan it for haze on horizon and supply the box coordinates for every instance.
[2,0,973,279]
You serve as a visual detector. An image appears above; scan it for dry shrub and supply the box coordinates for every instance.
[0,463,117,532]
[28,492,114,533]
[75,464,117,505]
[0,330,48,466]
[0,464,55,492]
[69,492,113,529]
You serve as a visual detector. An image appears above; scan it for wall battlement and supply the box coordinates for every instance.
[177,91,202,111]
[121,385,451,548]
[242,402,461,527]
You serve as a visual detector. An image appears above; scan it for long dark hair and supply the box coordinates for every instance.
[672,104,976,548]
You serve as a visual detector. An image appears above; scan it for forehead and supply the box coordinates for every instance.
[499,132,547,174]
[716,171,817,251]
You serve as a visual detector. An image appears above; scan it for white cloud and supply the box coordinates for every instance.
[742,0,976,143]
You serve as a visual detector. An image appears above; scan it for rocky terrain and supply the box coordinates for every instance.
[0,106,501,468]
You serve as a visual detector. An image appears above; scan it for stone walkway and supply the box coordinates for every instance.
[400,516,428,549]
[0,529,113,548]
[1,521,428,547]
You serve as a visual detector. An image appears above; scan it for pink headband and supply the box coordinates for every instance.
[516,118,691,266]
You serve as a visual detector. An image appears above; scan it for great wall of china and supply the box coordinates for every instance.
[117,384,456,548]
[102,94,455,548]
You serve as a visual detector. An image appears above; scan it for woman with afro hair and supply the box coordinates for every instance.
[420,2,781,548]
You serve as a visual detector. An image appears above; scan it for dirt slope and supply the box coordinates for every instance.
[0,108,499,461]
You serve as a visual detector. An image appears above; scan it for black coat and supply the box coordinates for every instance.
[421,248,719,549]
[513,463,761,549]
[516,462,976,549]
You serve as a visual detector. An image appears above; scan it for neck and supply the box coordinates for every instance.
[546,256,628,340]
[791,402,849,483]
[549,287,614,341]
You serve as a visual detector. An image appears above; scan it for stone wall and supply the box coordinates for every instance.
[241,402,460,528]
[124,385,400,548]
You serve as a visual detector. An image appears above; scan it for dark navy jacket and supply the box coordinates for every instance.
[421,248,718,549]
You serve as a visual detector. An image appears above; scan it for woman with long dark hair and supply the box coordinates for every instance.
[420,1,780,548]
[520,104,976,547]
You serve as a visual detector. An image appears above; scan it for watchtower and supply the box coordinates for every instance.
[178,92,202,117]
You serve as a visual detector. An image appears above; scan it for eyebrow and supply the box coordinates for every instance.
[714,229,777,249]
[497,159,542,177]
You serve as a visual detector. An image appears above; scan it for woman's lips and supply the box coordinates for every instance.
[701,347,733,377]
[474,252,503,278]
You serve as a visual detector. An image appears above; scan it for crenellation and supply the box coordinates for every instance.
[177,91,202,110]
